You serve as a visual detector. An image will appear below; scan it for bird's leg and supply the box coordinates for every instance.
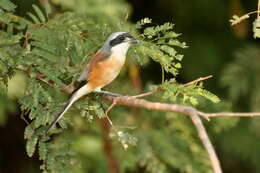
[104,100,117,129]
[97,90,117,130]
[96,90,122,97]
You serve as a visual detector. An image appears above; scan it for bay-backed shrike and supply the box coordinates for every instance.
[46,32,138,133]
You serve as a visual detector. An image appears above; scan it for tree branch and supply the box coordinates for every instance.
[98,92,260,173]
[189,112,222,173]
[183,75,213,87]
[199,112,260,118]
[20,68,260,173]
[100,93,223,173]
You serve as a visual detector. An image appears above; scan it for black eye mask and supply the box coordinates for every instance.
[109,33,135,47]
[109,35,125,47]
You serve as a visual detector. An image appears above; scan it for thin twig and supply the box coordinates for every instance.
[183,75,213,87]
[257,0,260,18]
[130,88,161,98]
[230,10,260,26]
[131,75,213,98]
[20,109,30,124]
[199,111,260,118]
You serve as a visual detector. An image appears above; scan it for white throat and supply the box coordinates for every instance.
[111,42,131,59]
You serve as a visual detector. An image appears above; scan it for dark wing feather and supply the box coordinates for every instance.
[45,100,71,133]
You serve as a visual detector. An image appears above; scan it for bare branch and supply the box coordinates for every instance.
[189,112,222,173]
[130,88,161,98]
[183,75,213,87]
[199,112,260,118]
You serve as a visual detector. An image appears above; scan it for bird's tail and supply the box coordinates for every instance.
[46,84,92,133]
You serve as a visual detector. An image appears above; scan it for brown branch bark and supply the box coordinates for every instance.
[99,119,120,173]
[199,112,260,118]
[183,75,213,87]
[189,113,222,173]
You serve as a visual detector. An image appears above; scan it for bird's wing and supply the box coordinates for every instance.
[77,50,111,83]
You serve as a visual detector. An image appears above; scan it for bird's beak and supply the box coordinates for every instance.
[129,39,139,44]
[126,37,139,44]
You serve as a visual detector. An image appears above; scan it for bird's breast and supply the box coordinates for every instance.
[87,53,126,89]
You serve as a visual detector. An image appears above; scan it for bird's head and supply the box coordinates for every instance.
[101,32,138,55]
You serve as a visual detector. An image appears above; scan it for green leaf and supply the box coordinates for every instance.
[27,12,41,24]
[175,54,184,61]
[95,106,105,118]
[19,95,33,110]
[136,18,152,29]
[0,31,23,47]
[196,88,221,103]
[24,123,35,139]
[29,108,38,120]
[175,63,182,69]
[34,111,47,128]
[189,97,198,106]
[160,45,177,57]
[164,31,181,38]
[36,66,63,85]
[39,140,47,160]
[168,40,187,48]
[31,41,57,53]
[58,118,68,129]
[0,0,16,11]
[32,4,46,23]
[32,48,58,62]
[44,0,52,18]
[117,131,137,149]
[26,134,39,157]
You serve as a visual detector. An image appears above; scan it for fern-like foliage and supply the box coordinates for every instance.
[0,0,224,173]
[221,45,260,111]
[219,44,260,172]
[136,22,187,76]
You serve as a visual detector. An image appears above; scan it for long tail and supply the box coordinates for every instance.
[46,84,92,133]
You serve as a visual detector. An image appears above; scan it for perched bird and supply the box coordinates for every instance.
[46,32,138,133]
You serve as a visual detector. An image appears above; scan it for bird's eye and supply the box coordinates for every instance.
[118,35,125,41]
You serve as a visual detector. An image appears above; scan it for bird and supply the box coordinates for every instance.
[46,32,138,133]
